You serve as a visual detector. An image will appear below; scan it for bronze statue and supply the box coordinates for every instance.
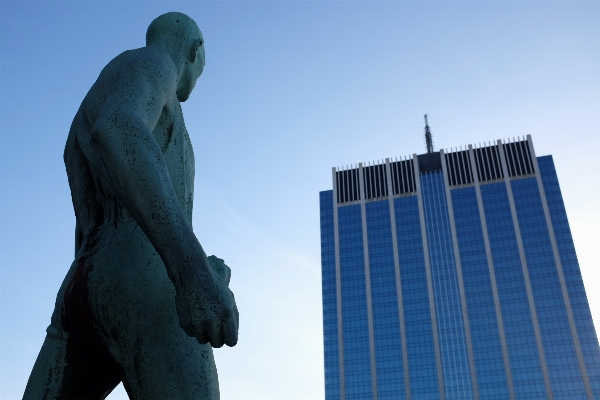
[24,12,238,399]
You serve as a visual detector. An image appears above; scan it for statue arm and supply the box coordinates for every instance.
[83,57,238,348]
[88,62,198,267]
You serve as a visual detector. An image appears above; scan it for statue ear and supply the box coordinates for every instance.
[190,38,203,62]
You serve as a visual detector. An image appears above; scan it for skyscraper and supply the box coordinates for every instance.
[319,136,600,400]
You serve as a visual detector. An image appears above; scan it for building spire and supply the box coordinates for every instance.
[424,114,434,153]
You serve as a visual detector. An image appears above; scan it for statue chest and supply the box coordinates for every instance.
[154,102,195,219]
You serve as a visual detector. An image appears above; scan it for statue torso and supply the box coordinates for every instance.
[64,49,195,265]
[153,98,196,222]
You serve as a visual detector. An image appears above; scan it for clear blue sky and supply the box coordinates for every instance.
[1,2,599,399]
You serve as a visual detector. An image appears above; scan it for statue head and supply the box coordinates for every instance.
[146,12,205,102]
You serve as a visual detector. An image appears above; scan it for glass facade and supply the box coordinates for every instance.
[480,181,547,398]
[538,157,600,398]
[320,190,341,400]
[339,204,373,399]
[320,137,600,400]
[421,171,474,400]
[452,186,510,399]
[395,195,438,399]
[366,200,405,399]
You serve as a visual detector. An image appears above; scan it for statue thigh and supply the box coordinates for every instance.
[90,251,221,400]
[24,254,220,400]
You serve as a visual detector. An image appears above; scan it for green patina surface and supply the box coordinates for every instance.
[24,12,238,400]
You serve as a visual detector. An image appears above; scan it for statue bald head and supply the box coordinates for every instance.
[146,12,205,102]
[146,12,199,48]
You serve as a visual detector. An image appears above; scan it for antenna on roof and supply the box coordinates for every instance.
[424,114,434,153]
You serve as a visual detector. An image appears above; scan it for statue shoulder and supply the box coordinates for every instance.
[93,48,178,101]
[137,48,178,88]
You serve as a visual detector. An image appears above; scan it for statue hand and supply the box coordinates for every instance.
[175,256,239,348]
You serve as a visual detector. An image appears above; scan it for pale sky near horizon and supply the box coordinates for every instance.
[1,2,599,399]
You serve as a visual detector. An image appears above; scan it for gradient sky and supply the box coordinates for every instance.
[1,2,599,399]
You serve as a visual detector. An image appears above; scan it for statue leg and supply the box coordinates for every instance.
[22,321,217,400]
[89,265,221,399]
[26,254,220,400]
[109,331,220,400]
[23,326,122,400]
[24,258,123,400]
